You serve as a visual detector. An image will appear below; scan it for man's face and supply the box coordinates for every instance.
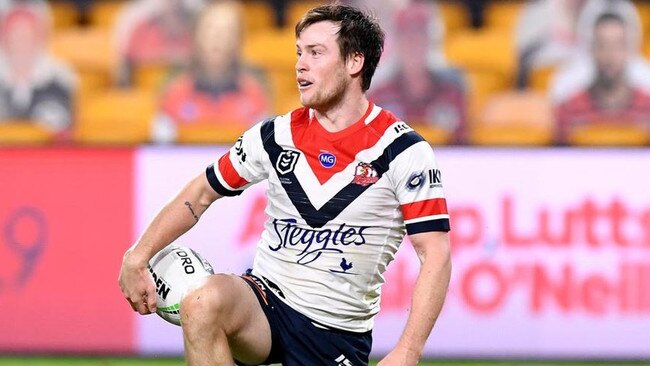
[295,21,350,109]
[196,8,240,77]
[3,16,43,68]
[593,19,629,85]
[396,26,429,72]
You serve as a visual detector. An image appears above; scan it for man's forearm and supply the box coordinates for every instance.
[126,174,219,265]
[395,251,451,358]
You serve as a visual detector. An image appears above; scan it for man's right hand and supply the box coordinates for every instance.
[119,248,157,315]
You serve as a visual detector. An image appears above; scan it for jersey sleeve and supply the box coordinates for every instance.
[389,140,450,235]
[205,120,269,196]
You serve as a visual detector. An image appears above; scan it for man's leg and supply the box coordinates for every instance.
[180,274,273,366]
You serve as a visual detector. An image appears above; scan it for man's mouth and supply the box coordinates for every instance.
[298,79,313,90]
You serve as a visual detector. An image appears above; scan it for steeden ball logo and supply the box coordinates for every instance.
[318,152,336,168]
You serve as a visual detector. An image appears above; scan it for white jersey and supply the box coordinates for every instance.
[206,103,450,332]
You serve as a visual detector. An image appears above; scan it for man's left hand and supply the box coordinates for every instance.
[376,346,420,366]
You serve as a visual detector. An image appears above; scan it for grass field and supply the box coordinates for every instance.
[1,358,650,366]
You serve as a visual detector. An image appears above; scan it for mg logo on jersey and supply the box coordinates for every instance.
[276,150,300,175]
[352,162,379,186]
[318,151,336,168]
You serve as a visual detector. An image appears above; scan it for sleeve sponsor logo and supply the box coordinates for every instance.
[406,171,425,191]
[428,169,442,187]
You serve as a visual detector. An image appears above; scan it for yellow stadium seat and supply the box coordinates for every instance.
[438,2,470,37]
[414,125,453,146]
[75,88,155,144]
[528,65,556,92]
[484,1,525,31]
[470,91,554,146]
[634,2,650,36]
[286,0,325,28]
[0,121,54,145]
[242,1,276,35]
[465,70,510,122]
[445,29,516,85]
[243,28,299,114]
[265,69,301,115]
[50,28,116,95]
[567,123,649,146]
[243,28,296,69]
[89,0,128,29]
[50,1,78,30]
[133,63,175,91]
[177,124,247,144]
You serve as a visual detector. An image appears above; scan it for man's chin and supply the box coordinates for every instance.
[300,97,318,109]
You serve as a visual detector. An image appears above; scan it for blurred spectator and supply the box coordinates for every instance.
[369,1,467,143]
[516,0,644,89]
[516,0,587,88]
[152,0,270,143]
[114,0,205,86]
[554,11,650,143]
[0,2,76,138]
[342,0,420,85]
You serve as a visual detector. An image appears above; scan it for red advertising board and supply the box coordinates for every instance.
[0,148,135,354]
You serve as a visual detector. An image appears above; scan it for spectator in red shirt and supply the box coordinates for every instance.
[555,12,650,143]
[152,0,270,143]
[114,0,204,86]
[368,1,467,144]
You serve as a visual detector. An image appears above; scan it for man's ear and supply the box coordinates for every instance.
[347,52,365,76]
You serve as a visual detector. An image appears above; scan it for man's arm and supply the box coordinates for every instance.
[379,231,451,366]
[119,172,221,315]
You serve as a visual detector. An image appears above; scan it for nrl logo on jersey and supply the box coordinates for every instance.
[352,162,379,186]
[276,149,301,175]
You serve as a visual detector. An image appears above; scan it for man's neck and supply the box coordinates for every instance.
[313,92,370,133]
[591,78,631,110]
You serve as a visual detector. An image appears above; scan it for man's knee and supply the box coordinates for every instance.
[180,274,235,331]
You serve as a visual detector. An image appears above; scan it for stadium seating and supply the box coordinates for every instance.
[445,29,517,87]
[50,1,78,30]
[0,121,55,145]
[415,125,453,146]
[89,0,128,29]
[242,0,276,35]
[470,91,555,146]
[75,89,156,144]
[528,65,556,93]
[243,28,299,114]
[438,1,470,37]
[567,123,649,146]
[287,0,326,28]
[133,63,176,91]
[484,0,524,31]
[465,69,510,123]
[177,123,248,144]
[2,0,645,148]
[50,27,116,95]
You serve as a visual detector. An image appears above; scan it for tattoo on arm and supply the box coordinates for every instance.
[185,201,199,223]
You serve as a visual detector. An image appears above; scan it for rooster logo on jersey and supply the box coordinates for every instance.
[352,162,379,186]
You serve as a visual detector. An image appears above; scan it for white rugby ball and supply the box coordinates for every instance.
[148,245,214,325]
